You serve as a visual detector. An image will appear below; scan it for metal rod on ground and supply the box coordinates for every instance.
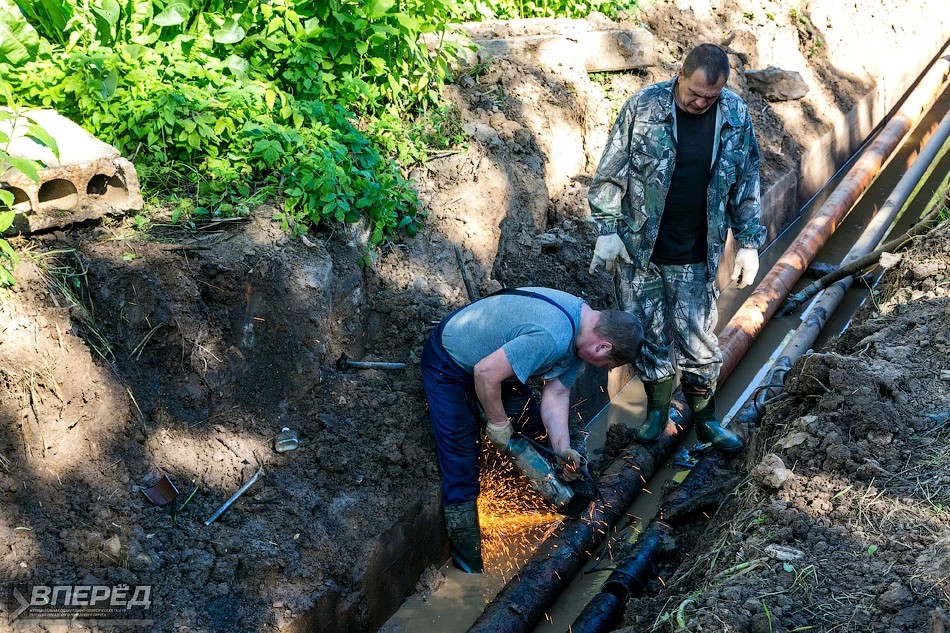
[778,203,944,316]
[204,467,264,526]
[567,89,950,633]
[454,243,479,302]
[716,45,950,381]
[335,353,407,371]
[465,44,950,633]
[779,110,950,316]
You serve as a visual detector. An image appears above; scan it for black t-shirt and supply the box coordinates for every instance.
[651,103,717,265]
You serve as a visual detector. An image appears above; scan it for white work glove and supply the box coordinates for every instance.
[558,448,585,482]
[588,233,632,276]
[731,247,760,289]
[485,419,512,449]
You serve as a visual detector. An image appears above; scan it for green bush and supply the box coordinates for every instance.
[0,0,637,251]
[454,0,638,19]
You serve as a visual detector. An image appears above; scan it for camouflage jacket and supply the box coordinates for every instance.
[588,77,767,278]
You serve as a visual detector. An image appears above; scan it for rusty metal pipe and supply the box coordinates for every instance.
[779,108,950,316]
[717,45,950,381]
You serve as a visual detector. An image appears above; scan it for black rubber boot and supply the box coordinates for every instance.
[684,387,744,453]
[443,501,483,573]
[634,378,674,443]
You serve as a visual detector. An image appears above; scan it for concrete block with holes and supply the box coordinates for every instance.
[1,109,143,234]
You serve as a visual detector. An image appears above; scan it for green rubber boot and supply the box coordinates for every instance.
[443,501,483,573]
[684,387,744,453]
[634,378,674,443]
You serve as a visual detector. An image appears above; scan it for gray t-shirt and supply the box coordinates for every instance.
[441,287,585,388]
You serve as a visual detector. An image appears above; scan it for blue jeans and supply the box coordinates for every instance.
[421,316,546,505]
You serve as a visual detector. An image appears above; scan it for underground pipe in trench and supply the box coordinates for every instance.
[568,85,950,633]
[464,44,950,633]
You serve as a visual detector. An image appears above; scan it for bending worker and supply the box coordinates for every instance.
[587,43,767,453]
[422,287,643,573]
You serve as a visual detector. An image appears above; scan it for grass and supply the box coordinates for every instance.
[30,249,115,361]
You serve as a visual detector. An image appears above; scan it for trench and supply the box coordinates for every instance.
[380,63,950,633]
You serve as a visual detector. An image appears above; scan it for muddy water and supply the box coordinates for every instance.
[381,89,950,633]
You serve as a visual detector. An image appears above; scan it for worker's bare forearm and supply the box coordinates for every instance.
[540,380,572,454]
[475,378,507,425]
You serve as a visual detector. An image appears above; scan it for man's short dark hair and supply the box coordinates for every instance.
[683,43,730,85]
[595,310,644,366]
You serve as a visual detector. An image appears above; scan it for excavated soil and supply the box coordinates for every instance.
[0,0,947,631]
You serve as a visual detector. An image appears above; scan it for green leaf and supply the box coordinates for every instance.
[91,0,121,43]
[0,198,13,218]
[394,13,420,31]
[154,2,189,27]
[7,156,41,183]
[302,17,323,37]
[223,54,249,77]
[782,562,794,573]
[97,68,119,99]
[364,0,395,19]
[120,43,147,60]
[0,3,40,66]
[93,0,121,26]
[0,236,17,259]
[14,0,71,46]
[213,17,245,44]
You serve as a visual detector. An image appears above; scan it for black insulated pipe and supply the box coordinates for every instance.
[570,523,672,633]
[465,399,695,633]
[569,452,730,632]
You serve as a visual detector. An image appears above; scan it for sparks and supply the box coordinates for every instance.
[478,448,562,576]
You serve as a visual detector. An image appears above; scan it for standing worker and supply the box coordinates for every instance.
[422,287,643,573]
[587,43,767,453]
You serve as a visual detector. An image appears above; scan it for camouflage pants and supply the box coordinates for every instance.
[614,262,721,389]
